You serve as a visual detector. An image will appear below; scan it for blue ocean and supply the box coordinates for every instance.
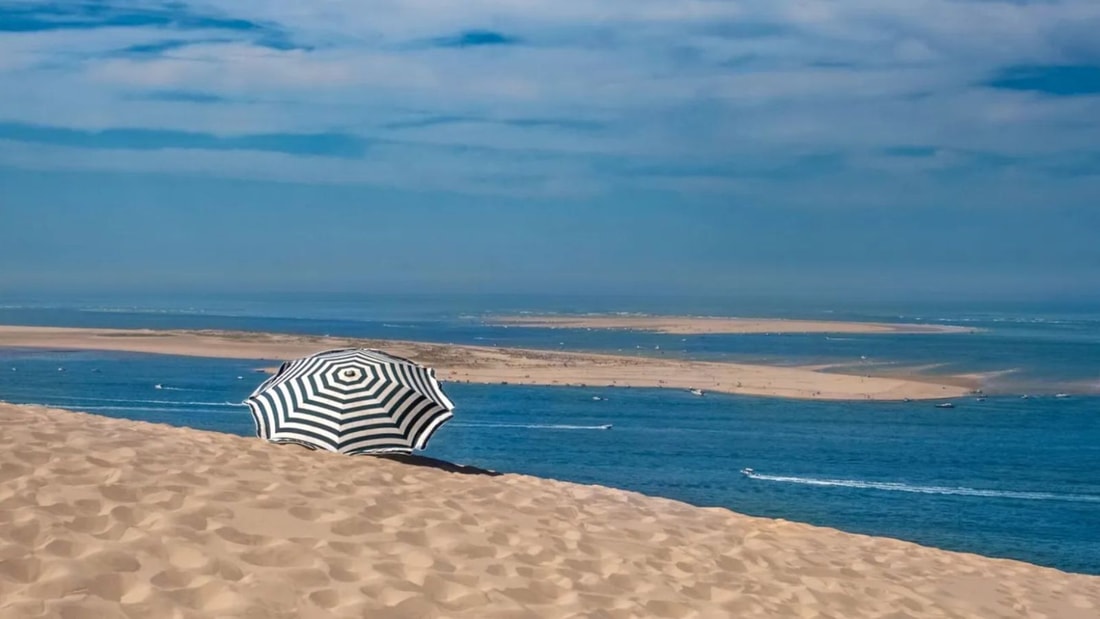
[1,294,1097,575]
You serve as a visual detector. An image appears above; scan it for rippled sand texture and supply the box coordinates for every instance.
[1,404,1097,618]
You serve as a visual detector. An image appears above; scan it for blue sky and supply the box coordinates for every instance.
[1,1,1098,301]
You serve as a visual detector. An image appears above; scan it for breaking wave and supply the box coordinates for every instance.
[33,395,241,407]
[451,422,613,431]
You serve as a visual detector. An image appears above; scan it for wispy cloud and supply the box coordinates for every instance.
[132,90,230,104]
[0,121,367,158]
[0,1,266,33]
[882,146,938,158]
[430,30,521,48]
[119,38,217,55]
[383,114,604,132]
[0,0,1098,202]
[987,65,1100,96]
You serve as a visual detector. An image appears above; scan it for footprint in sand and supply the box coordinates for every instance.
[83,549,141,573]
[151,569,195,590]
[167,545,210,570]
[329,516,383,537]
[163,581,247,612]
[67,515,112,535]
[41,539,80,558]
[2,519,41,546]
[87,572,133,602]
[0,462,30,483]
[290,505,349,523]
[0,556,41,584]
[240,542,315,568]
[308,588,341,609]
[99,484,140,503]
[213,526,266,546]
[73,498,102,515]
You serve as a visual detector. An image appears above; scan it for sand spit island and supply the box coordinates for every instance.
[490,315,975,335]
[1,403,1096,618]
[0,325,971,401]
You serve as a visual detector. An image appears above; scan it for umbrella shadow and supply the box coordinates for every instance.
[376,454,502,477]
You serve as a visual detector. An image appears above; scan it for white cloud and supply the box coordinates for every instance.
[0,138,606,198]
[0,0,1098,201]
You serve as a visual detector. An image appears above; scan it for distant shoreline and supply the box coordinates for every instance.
[0,325,973,401]
[488,314,976,335]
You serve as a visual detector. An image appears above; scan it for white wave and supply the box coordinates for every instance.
[743,473,1100,503]
[75,306,211,315]
[43,405,241,414]
[451,422,612,431]
[26,394,242,407]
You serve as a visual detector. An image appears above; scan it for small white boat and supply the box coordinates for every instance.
[740,468,755,476]
[592,396,604,401]
[154,384,163,390]
[599,424,613,430]
[689,388,704,397]
[1054,393,1070,399]
[935,402,955,409]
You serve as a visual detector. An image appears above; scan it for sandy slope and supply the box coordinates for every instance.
[0,325,972,401]
[1,404,1097,618]
[491,315,975,335]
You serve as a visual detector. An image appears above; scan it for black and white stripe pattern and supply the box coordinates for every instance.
[244,348,454,454]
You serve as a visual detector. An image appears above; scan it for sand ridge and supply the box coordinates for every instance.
[0,325,973,401]
[1,403,1097,618]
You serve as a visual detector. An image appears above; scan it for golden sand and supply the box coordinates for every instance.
[0,404,1096,618]
[0,326,972,401]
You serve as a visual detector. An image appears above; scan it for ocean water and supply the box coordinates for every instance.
[0,295,1098,575]
[3,294,1098,391]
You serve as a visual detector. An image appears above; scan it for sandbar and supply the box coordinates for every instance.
[0,325,972,401]
[0,403,1095,618]
[491,314,974,335]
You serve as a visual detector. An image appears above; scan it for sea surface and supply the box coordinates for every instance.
[0,294,1098,575]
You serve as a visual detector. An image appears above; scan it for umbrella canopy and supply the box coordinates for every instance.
[244,348,454,454]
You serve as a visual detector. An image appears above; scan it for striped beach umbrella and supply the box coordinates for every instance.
[244,348,454,454]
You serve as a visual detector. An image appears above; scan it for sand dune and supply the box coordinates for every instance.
[0,325,973,401]
[1,404,1097,618]
[491,315,975,335]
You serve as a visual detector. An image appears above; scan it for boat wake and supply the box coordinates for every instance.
[452,422,613,431]
[742,472,1100,503]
